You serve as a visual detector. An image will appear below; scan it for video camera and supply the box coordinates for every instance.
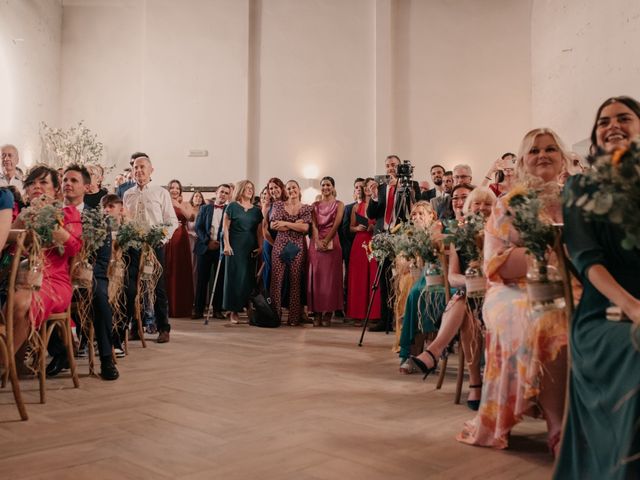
[395,159,414,191]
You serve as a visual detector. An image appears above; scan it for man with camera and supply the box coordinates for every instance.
[366,155,420,332]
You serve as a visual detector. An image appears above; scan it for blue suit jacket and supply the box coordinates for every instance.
[194,204,224,255]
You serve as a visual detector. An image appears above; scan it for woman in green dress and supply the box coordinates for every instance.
[222,180,263,323]
[555,96,640,478]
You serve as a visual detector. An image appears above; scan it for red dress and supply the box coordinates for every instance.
[165,206,194,317]
[346,202,381,320]
[32,206,83,329]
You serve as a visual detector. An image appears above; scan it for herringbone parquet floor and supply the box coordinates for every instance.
[0,318,554,479]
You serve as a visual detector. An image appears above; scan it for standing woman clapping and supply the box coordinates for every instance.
[307,176,344,327]
[223,180,263,324]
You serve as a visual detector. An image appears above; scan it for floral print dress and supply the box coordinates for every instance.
[457,196,568,449]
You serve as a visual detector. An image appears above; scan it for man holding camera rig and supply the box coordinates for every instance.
[366,155,420,332]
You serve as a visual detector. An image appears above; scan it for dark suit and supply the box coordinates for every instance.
[366,180,420,233]
[430,195,455,221]
[116,180,135,199]
[193,203,225,315]
[365,180,419,330]
[421,188,437,202]
[340,202,356,268]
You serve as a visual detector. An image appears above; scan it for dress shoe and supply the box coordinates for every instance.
[368,322,387,332]
[157,331,170,343]
[100,357,119,381]
[191,313,204,320]
[46,356,69,377]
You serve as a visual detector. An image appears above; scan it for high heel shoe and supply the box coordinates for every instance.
[410,350,438,381]
[466,383,482,411]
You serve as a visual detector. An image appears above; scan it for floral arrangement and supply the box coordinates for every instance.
[505,186,555,262]
[566,139,640,250]
[393,224,441,266]
[115,221,144,251]
[18,197,65,253]
[364,232,398,262]
[447,213,486,263]
[40,121,112,172]
[144,223,170,248]
[80,208,110,257]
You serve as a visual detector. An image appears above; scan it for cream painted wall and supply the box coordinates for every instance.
[61,0,249,186]
[392,0,532,183]
[0,0,62,168]
[531,0,640,152]
[256,0,376,200]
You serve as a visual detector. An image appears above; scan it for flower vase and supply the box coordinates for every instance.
[17,259,43,291]
[526,258,565,312]
[425,263,444,291]
[464,261,486,299]
[72,260,94,289]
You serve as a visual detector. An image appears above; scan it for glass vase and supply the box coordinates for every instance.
[464,262,486,299]
[425,263,444,291]
[72,260,94,289]
[17,259,43,291]
[526,258,565,312]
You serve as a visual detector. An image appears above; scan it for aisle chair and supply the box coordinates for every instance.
[0,231,29,420]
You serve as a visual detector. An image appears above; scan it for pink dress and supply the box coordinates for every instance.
[32,206,83,329]
[307,200,344,312]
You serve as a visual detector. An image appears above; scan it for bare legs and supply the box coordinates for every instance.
[538,346,568,455]
[413,296,483,400]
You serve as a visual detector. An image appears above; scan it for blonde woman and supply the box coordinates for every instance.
[408,188,496,410]
[222,180,263,323]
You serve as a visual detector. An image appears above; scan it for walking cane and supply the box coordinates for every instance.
[204,252,224,325]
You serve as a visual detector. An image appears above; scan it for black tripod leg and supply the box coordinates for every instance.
[358,260,386,347]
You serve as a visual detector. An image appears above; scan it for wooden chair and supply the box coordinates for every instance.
[433,248,473,405]
[127,250,149,350]
[0,231,29,420]
[37,306,79,404]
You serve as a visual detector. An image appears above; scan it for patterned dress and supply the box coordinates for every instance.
[457,196,567,449]
[307,200,344,313]
[269,201,313,324]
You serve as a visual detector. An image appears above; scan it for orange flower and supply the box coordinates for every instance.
[611,147,627,167]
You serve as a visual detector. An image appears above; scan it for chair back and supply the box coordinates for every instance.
[5,231,27,351]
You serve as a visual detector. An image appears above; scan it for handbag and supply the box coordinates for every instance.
[279,241,301,264]
[248,264,280,328]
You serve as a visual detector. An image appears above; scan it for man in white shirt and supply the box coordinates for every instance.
[123,155,178,343]
[0,144,23,192]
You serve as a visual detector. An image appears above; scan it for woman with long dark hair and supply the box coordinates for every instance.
[555,96,640,478]
[307,176,344,326]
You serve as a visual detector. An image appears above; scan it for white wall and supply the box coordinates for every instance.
[0,0,63,168]
[59,0,533,199]
[256,0,376,199]
[531,0,640,152]
[392,0,532,182]
[61,0,249,186]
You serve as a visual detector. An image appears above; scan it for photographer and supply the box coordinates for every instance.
[366,155,420,331]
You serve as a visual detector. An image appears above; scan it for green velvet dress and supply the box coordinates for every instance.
[222,201,263,312]
[554,176,640,479]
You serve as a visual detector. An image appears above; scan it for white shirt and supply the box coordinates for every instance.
[210,204,224,241]
[0,174,23,192]
[123,183,178,243]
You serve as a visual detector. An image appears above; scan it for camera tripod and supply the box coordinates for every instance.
[357,180,414,347]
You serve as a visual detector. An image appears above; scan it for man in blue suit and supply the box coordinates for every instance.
[192,183,231,319]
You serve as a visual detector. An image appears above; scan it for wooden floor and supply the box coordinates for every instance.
[0,318,554,479]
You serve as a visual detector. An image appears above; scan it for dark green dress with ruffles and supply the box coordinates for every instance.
[554,176,640,479]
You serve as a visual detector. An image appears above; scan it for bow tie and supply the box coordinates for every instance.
[214,204,225,209]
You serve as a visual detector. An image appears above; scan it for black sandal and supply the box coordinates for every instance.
[410,350,438,381]
[467,383,483,411]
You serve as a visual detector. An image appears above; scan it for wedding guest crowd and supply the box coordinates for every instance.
[1,94,639,479]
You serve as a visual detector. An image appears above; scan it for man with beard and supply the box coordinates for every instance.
[421,164,446,201]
